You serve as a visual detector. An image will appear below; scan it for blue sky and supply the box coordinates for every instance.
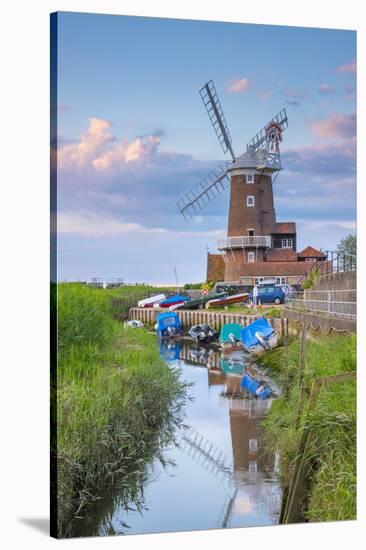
[55,12,356,283]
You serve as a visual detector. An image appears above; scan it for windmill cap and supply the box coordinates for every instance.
[228,148,282,171]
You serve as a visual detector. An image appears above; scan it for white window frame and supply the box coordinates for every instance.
[247,228,255,236]
[282,238,293,248]
[305,257,317,262]
[246,173,254,184]
[276,276,287,284]
[247,251,255,263]
[254,277,265,285]
[247,195,255,207]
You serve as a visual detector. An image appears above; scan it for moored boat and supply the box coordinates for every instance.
[155,311,182,338]
[188,324,218,344]
[240,317,278,355]
[219,323,244,353]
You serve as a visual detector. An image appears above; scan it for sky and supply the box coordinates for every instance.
[54,12,356,284]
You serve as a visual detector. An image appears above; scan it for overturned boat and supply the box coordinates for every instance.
[138,293,166,308]
[188,324,218,344]
[206,292,249,309]
[219,323,244,353]
[158,294,191,309]
[240,317,278,355]
[124,319,144,328]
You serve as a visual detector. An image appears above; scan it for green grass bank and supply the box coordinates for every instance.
[260,332,356,522]
[53,283,186,537]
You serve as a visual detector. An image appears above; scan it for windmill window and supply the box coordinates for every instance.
[247,252,255,263]
[247,195,255,207]
[246,173,254,184]
[282,238,293,248]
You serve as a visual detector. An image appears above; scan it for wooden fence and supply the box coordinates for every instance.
[128,307,288,337]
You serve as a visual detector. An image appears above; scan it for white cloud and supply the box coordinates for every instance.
[58,211,226,239]
[58,118,161,171]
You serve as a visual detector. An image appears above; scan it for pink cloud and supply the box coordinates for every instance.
[337,59,356,74]
[228,77,250,93]
[308,113,356,140]
[319,83,334,95]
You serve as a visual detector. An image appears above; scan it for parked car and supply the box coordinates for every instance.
[248,285,285,305]
[275,284,295,296]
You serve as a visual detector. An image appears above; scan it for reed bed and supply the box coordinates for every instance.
[54,283,186,537]
[260,333,356,522]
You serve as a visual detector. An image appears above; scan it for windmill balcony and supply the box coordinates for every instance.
[217,236,272,250]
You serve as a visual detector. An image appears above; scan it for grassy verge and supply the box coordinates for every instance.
[55,283,186,537]
[259,332,356,522]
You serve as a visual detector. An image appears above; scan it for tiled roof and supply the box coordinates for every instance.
[272,222,296,234]
[298,246,326,258]
[236,261,314,277]
[266,248,298,262]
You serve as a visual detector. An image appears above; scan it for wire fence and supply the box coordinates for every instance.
[285,289,356,321]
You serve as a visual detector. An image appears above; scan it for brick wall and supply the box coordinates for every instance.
[227,173,276,237]
[207,253,225,282]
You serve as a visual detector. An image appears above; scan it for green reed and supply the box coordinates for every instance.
[54,283,186,537]
[260,333,356,522]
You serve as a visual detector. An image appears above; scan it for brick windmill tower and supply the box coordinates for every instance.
[177,80,290,283]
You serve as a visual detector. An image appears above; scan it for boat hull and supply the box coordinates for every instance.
[206,293,249,308]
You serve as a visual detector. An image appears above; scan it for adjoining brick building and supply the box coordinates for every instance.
[206,146,326,286]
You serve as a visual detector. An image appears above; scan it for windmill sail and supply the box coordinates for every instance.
[177,163,230,221]
[246,108,288,152]
[200,80,236,161]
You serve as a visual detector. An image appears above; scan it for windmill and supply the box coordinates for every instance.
[177,79,288,221]
[177,80,289,282]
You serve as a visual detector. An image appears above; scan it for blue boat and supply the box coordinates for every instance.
[159,294,191,308]
[155,311,182,338]
[240,317,278,355]
[240,370,273,399]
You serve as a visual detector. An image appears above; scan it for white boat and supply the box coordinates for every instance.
[137,294,166,308]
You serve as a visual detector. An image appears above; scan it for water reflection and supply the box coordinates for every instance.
[71,339,281,536]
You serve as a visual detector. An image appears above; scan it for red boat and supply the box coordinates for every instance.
[206,292,249,308]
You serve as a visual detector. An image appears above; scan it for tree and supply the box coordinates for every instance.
[336,234,356,269]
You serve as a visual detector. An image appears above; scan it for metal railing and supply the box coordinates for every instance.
[218,236,272,250]
[285,289,356,320]
[309,250,356,276]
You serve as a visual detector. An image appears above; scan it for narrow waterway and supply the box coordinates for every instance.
[72,339,282,537]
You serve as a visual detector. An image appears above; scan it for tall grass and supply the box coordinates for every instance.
[260,333,356,522]
[55,284,186,537]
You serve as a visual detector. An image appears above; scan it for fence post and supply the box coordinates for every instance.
[298,315,308,390]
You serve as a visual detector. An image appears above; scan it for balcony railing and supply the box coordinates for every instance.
[217,236,272,250]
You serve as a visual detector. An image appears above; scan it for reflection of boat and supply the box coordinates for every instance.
[240,368,273,400]
[220,351,245,376]
[155,312,182,338]
[159,339,182,362]
[206,293,249,309]
[188,324,218,343]
[219,323,244,353]
[240,318,278,356]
